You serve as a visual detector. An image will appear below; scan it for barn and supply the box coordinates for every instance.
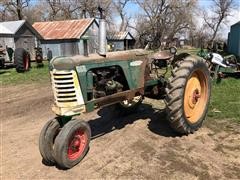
[228,21,240,57]
[0,20,42,60]
[107,31,135,51]
[33,18,99,58]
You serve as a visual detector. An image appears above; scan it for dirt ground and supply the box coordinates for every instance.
[1,83,240,180]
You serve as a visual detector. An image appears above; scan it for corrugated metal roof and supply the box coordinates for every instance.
[0,25,12,34]
[0,20,25,34]
[32,18,95,40]
[107,31,134,40]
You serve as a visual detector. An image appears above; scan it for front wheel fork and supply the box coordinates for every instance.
[56,116,73,127]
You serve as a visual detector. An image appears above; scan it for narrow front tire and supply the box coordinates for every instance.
[39,118,61,164]
[53,120,91,169]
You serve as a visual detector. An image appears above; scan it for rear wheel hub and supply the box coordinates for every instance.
[184,71,208,124]
[192,89,201,104]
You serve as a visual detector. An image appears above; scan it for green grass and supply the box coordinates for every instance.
[0,62,50,85]
[178,48,201,56]
[208,78,240,122]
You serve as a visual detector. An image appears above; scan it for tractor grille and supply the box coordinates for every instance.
[51,70,83,107]
[53,71,77,103]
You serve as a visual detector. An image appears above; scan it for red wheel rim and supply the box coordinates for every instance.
[67,129,87,160]
[24,55,29,70]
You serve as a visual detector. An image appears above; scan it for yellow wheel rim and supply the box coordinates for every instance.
[184,70,208,124]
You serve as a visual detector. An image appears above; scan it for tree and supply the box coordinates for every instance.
[46,0,62,20]
[23,2,49,23]
[113,0,130,31]
[133,0,197,49]
[45,0,112,21]
[0,2,8,21]
[203,0,235,43]
[46,0,85,20]
[78,0,113,22]
[4,0,30,20]
[189,27,211,48]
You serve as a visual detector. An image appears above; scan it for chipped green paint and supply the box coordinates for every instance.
[76,60,142,99]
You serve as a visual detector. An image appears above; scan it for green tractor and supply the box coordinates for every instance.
[197,47,240,80]
[39,9,211,169]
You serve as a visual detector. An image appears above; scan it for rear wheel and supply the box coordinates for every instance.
[53,120,91,169]
[0,58,5,68]
[165,57,211,134]
[14,48,30,72]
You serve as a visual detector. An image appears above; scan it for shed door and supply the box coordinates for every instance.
[15,37,35,59]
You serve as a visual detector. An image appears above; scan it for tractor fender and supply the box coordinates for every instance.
[171,52,191,67]
[130,58,149,89]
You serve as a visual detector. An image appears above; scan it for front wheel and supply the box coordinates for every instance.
[53,120,91,169]
[39,118,61,164]
[165,57,211,134]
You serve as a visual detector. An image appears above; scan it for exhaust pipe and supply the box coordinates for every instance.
[98,6,107,56]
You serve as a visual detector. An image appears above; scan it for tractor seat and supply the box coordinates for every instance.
[151,51,173,61]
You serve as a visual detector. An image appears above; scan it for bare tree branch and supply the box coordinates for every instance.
[113,0,130,31]
[203,0,235,43]
[133,0,197,49]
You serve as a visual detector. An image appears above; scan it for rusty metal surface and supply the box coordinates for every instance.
[50,69,86,116]
[68,49,152,64]
[151,51,173,60]
[90,88,144,107]
[33,18,95,40]
[107,31,134,40]
[52,49,152,89]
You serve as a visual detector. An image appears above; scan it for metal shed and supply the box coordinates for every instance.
[228,21,240,57]
[33,18,99,58]
[107,31,135,51]
[0,20,42,60]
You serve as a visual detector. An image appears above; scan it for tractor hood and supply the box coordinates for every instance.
[50,49,151,70]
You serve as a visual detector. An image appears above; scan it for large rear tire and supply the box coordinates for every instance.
[53,120,91,169]
[165,57,211,134]
[14,48,30,73]
[0,58,5,68]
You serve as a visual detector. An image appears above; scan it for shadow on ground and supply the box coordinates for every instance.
[0,70,11,74]
[43,103,179,170]
[88,103,179,140]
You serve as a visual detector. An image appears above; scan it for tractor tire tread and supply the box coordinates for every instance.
[53,120,91,169]
[165,57,211,135]
[14,48,30,72]
[39,118,61,164]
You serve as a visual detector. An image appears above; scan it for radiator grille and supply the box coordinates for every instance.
[50,69,86,116]
[51,70,84,107]
[53,71,77,103]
